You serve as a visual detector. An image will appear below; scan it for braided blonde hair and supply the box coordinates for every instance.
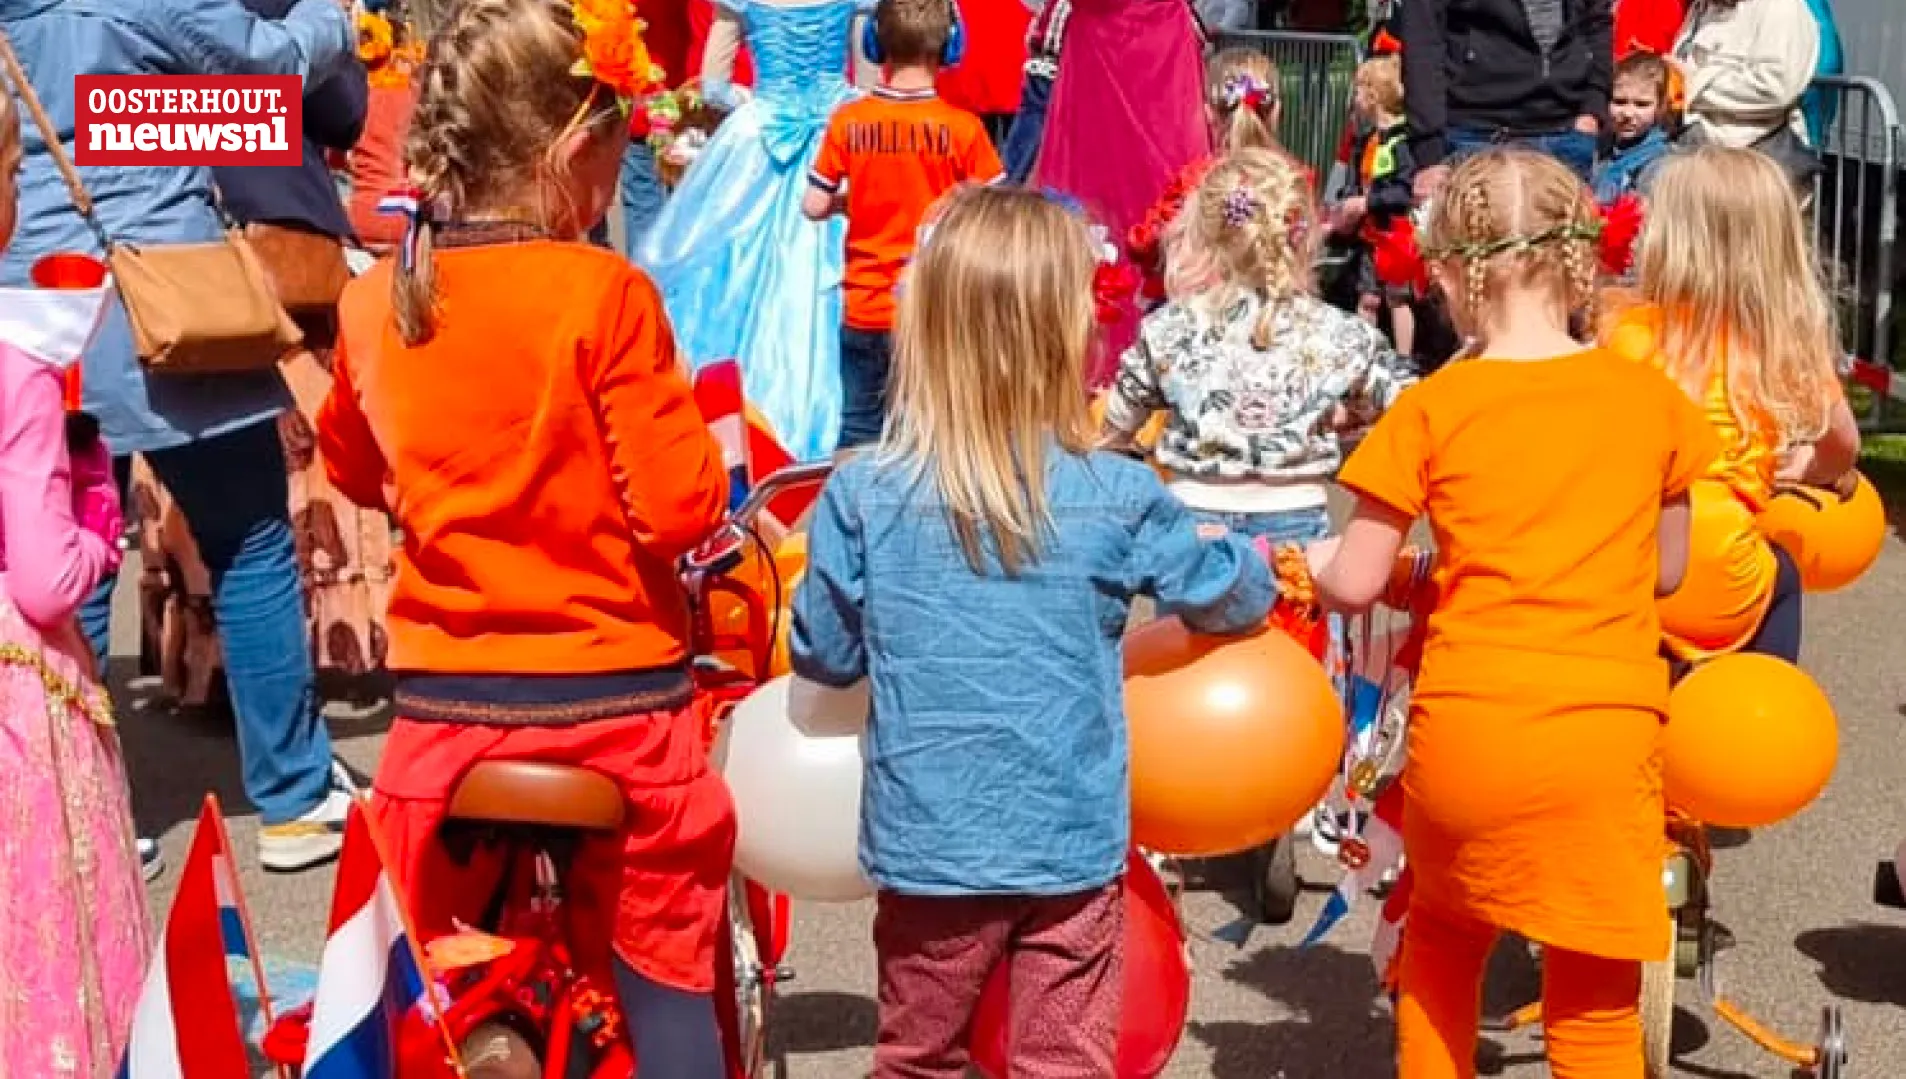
[1163,147,1316,349]
[394,0,624,345]
[1422,147,1600,344]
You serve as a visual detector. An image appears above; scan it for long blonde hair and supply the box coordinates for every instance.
[1634,146,1841,445]
[1164,147,1316,349]
[393,0,625,345]
[1206,49,1282,155]
[881,186,1096,575]
[1422,147,1601,341]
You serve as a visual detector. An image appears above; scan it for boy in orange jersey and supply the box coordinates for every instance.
[804,0,1003,449]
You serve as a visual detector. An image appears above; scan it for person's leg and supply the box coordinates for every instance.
[1390,298,1417,357]
[1394,903,1498,1079]
[1442,128,1494,168]
[1002,72,1053,185]
[1004,883,1123,1076]
[144,422,340,862]
[1522,130,1598,184]
[837,327,892,450]
[619,140,668,257]
[613,960,728,1078]
[873,891,1015,1079]
[1541,944,1643,1079]
[1741,543,1803,663]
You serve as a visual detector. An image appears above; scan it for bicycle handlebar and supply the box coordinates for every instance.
[729,460,834,533]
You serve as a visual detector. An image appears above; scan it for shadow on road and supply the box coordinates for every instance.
[1189,943,1394,1079]
[766,989,879,1056]
[1794,922,1906,1007]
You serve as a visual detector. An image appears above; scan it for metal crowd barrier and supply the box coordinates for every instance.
[1807,75,1902,420]
[1209,29,1362,180]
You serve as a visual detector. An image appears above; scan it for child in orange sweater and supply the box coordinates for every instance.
[316,2,733,1073]
[1308,148,1716,1079]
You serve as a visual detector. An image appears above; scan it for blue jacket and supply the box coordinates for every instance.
[0,0,354,454]
[1591,126,1670,203]
[790,448,1276,896]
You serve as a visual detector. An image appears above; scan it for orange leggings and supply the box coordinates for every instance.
[1396,904,1643,1079]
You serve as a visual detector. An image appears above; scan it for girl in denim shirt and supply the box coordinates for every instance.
[790,185,1273,1078]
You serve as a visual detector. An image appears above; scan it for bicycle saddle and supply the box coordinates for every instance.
[446,761,626,832]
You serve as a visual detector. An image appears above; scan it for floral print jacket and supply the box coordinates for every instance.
[1106,291,1414,482]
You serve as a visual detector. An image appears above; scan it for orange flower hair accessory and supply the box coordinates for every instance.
[357,11,394,67]
[571,0,665,112]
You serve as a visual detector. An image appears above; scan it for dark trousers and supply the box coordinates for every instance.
[839,326,893,449]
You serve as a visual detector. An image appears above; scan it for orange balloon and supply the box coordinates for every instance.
[1123,618,1344,856]
[1657,481,1766,650]
[1663,653,1837,828]
[1757,473,1885,593]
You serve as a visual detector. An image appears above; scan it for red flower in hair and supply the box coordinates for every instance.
[1364,217,1427,295]
[1599,194,1645,276]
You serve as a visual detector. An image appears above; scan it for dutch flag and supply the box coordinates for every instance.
[302,804,429,1079]
[118,800,256,1079]
[692,360,819,531]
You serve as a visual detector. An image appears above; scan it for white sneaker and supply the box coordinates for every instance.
[258,786,351,872]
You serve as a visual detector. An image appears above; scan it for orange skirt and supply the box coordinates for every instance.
[371,698,736,992]
[1402,681,1669,962]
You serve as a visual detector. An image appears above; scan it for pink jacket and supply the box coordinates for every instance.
[0,342,120,628]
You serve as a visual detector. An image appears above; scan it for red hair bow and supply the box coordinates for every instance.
[1600,193,1644,276]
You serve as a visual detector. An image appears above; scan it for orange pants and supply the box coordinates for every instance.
[1396,903,1642,1079]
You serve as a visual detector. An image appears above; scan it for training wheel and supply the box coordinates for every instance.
[1814,1005,1846,1079]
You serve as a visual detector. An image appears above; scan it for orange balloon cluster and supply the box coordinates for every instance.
[1656,481,1764,649]
[1123,618,1344,857]
[1663,653,1838,828]
[1758,473,1885,593]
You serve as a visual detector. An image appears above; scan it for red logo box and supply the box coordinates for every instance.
[74,75,304,166]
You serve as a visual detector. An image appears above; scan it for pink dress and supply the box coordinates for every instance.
[0,342,151,1078]
[1034,0,1211,385]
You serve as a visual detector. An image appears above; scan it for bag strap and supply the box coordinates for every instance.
[0,29,113,251]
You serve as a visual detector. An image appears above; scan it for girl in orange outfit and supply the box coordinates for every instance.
[1307,147,1717,1079]
[1606,145,1860,665]
[316,1,734,1074]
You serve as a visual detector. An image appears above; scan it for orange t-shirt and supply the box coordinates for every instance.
[318,242,729,675]
[810,88,1004,330]
[1605,303,1789,658]
[1339,349,1719,709]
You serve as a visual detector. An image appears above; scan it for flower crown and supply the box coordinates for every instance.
[571,0,666,113]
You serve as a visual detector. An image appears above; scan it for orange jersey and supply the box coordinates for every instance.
[810,88,1003,329]
[1340,349,1718,709]
[319,242,729,675]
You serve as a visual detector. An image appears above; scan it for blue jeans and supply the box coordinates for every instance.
[1446,126,1597,183]
[80,420,333,825]
[1002,71,1052,185]
[619,142,666,256]
[1191,506,1333,544]
[838,326,893,449]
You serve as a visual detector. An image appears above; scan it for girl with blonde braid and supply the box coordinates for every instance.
[318,1,734,1072]
[1307,147,1718,1079]
[1103,148,1412,546]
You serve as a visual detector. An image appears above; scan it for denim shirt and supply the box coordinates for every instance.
[1591,127,1670,203]
[790,448,1276,896]
[0,0,354,454]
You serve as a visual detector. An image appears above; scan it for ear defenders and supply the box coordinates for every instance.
[862,0,966,68]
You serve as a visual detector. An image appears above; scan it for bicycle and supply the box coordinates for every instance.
[261,461,831,1079]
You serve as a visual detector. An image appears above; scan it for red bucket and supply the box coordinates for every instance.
[31,252,106,290]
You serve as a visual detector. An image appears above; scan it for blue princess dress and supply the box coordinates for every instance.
[638,0,864,461]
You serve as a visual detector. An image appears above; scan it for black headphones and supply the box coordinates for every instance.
[862,0,967,67]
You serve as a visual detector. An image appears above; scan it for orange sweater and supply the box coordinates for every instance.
[318,242,728,675]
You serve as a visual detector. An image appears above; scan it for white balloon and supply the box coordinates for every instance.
[714,675,873,902]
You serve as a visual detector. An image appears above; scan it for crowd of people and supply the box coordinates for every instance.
[0,0,1870,1075]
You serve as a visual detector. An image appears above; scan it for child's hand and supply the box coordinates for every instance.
[69,439,123,568]
[1337,196,1368,227]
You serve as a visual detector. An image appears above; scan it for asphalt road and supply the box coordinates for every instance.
[124,512,1906,1078]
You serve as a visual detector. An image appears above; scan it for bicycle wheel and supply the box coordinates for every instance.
[729,881,771,1077]
[1641,916,1677,1079]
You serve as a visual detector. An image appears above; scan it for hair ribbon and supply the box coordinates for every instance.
[377,186,438,275]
